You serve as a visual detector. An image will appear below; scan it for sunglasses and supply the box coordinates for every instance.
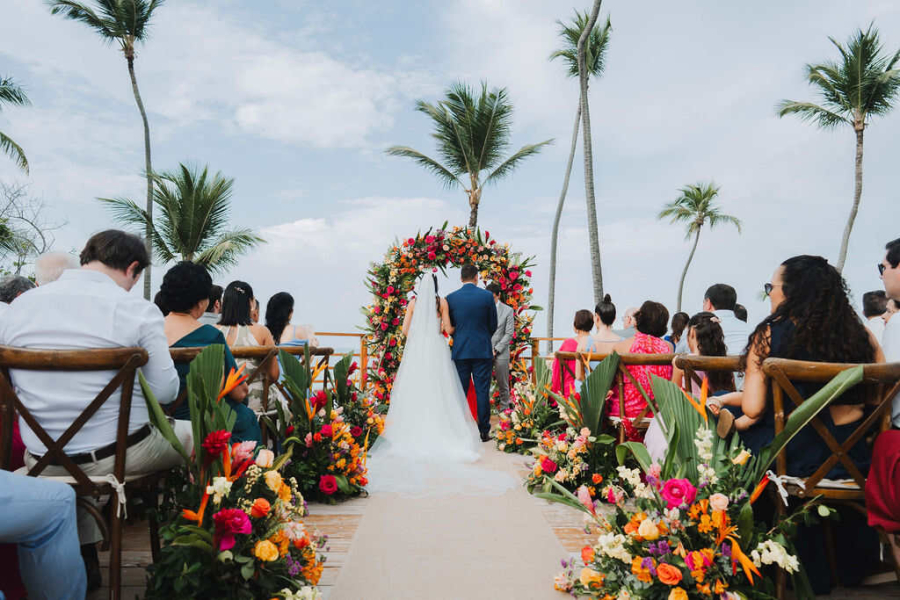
[764,282,773,296]
[879,263,887,276]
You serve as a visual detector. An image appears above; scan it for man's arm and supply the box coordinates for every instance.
[137,303,179,404]
[488,295,498,335]
[495,305,514,353]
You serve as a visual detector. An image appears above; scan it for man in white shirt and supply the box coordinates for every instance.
[486,283,514,411]
[879,238,900,426]
[0,230,189,552]
[701,284,750,355]
[862,290,888,344]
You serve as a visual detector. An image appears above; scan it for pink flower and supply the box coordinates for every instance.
[425,235,435,243]
[305,433,313,447]
[427,251,436,260]
[407,238,415,245]
[373,306,381,314]
[577,486,595,514]
[213,508,251,551]
[709,493,729,512]
[660,478,698,509]
[320,424,333,437]
[648,463,662,479]
[231,441,257,465]
[380,322,388,330]
[509,271,519,281]
[525,270,532,277]
[387,285,395,295]
[540,457,558,474]
[392,318,400,326]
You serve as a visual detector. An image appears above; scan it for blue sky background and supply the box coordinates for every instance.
[2,0,900,340]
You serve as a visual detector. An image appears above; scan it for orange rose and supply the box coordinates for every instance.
[592,473,604,484]
[657,563,683,586]
[581,546,595,564]
[250,498,270,518]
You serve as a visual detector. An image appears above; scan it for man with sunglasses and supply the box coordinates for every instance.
[881,238,900,426]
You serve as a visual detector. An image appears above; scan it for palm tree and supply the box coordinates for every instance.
[546,11,611,350]
[49,0,165,298]
[99,164,264,274]
[658,182,741,312]
[0,77,31,173]
[778,25,900,273]
[387,82,553,228]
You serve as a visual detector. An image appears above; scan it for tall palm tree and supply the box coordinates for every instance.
[0,77,30,173]
[578,0,605,306]
[658,182,741,312]
[387,82,553,228]
[99,164,264,274]
[778,25,900,273]
[546,11,611,349]
[49,0,165,298]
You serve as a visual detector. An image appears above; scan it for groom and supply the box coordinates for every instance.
[446,264,498,441]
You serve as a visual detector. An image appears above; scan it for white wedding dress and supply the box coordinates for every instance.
[367,276,515,497]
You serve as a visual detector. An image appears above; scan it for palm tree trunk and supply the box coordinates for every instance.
[127,56,154,299]
[547,101,582,352]
[677,229,701,312]
[577,0,604,305]
[467,186,481,230]
[836,126,864,274]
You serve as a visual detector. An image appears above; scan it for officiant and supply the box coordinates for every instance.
[487,282,515,411]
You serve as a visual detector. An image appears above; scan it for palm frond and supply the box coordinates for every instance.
[194,229,265,274]
[473,84,512,173]
[549,11,612,79]
[0,78,31,107]
[385,146,462,189]
[777,100,848,128]
[0,132,29,174]
[484,140,553,184]
[47,0,117,39]
[97,196,175,262]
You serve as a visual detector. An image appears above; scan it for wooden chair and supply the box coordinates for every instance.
[673,355,741,395]
[0,346,166,600]
[763,357,900,592]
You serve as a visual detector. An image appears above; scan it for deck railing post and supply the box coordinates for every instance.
[531,339,539,385]
[359,336,368,391]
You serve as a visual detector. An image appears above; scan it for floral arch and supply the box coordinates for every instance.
[363,225,538,404]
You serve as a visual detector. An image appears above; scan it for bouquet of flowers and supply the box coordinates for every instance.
[328,354,387,447]
[496,359,564,453]
[550,368,863,600]
[140,346,326,599]
[273,349,369,502]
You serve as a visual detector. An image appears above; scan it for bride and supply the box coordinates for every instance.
[367,274,512,496]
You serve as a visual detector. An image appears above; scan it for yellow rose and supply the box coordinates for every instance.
[637,518,661,541]
[579,567,604,590]
[732,449,751,466]
[254,539,279,562]
[264,470,282,493]
[668,587,688,600]
[278,482,292,503]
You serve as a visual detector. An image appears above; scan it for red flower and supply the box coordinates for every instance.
[540,457,558,474]
[489,240,496,245]
[380,322,388,331]
[351,391,358,401]
[385,352,392,360]
[509,271,519,281]
[392,318,400,326]
[213,508,251,551]
[319,475,338,495]
[389,338,397,347]
[286,425,295,435]
[312,390,328,410]
[485,230,490,238]
[558,432,567,441]
[350,426,363,438]
[425,235,435,243]
[202,430,231,461]
[313,433,322,443]
[513,283,523,292]
[427,251,436,260]
[320,424,333,437]
[373,306,381,314]
[348,362,358,375]
[407,238,415,245]
[525,270,532,277]
[387,285,395,295]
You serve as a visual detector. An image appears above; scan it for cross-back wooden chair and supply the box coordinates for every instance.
[673,355,741,395]
[763,357,900,591]
[0,345,165,600]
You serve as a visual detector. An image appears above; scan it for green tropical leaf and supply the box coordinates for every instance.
[580,352,620,435]
[139,371,191,466]
[616,442,652,472]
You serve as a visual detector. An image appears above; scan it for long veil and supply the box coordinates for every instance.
[367,275,516,497]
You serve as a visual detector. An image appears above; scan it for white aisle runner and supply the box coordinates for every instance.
[329,451,566,600]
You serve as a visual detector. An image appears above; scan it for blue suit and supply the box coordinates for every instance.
[445,283,498,436]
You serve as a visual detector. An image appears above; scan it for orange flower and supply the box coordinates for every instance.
[217,364,248,401]
[749,474,770,504]
[592,473,604,484]
[250,498,270,518]
[581,546,595,564]
[657,563,683,586]
[278,482,292,503]
[182,490,210,524]
[696,582,712,596]
[631,556,654,583]
[714,580,728,594]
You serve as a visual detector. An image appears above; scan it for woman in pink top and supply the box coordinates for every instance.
[607,301,674,435]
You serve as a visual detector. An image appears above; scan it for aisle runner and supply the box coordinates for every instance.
[329,451,567,600]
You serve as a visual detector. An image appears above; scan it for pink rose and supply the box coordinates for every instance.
[231,441,257,465]
[525,270,532,277]
[509,271,519,280]
[320,424,333,437]
[305,433,313,448]
[407,238,415,245]
[386,285,395,295]
[709,493,729,512]
[425,235,435,243]
[380,322,388,330]
[428,251,436,260]
[540,457,558,474]
[577,485,595,514]
[660,478,697,509]
[213,508,251,551]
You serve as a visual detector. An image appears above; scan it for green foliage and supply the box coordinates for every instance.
[658,182,741,240]
[0,76,31,173]
[549,352,619,437]
[48,0,164,48]
[549,11,612,79]
[99,163,263,273]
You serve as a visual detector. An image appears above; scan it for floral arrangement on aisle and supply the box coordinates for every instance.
[362,224,538,403]
[549,368,863,600]
[272,349,369,503]
[140,346,326,599]
[327,354,386,447]
[496,359,564,454]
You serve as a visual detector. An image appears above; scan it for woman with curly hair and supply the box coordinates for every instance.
[712,255,883,476]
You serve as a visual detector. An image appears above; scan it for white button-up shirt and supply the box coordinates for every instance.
[0,269,179,454]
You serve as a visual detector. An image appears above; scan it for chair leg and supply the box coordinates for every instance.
[108,505,122,600]
[146,489,161,564]
[776,569,787,600]
[822,518,840,589]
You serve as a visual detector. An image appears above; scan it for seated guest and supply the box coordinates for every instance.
[702,283,749,354]
[250,297,261,324]
[0,472,86,600]
[153,290,170,317]
[34,251,78,286]
[664,311,689,350]
[0,230,188,583]
[710,255,882,477]
[880,238,900,425]
[866,430,900,569]
[606,301,674,436]
[862,290,888,344]
[670,312,735,396]
[592,294,622,347]
[551,309,594,397]
[216,281,280,414]
[198,284,223,326]
[158,262,257,443]
[733,303,748,323]
[266,292,309,347]
[0,275,35,304]
[620,306,638,337]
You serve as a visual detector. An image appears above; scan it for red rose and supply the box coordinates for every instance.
[202,430,231,461]
[373,306,381,314]
[380,322,388,331]
[320,424,333,437]
[540,457,558,474]
[351,392,358,401]
[407,238,415,245]
[509,271,519,280]
[312,390,328,410]
[319,474,338,495]
[558,432,567,441]
[525,270,532,277]
[387,285,395,295]
[392,318,400,326]
[425,235,435,243]
[350,426,363,438]
[427,251,436,260]
[389,338,397,347]
[513,283,523,291]
[385,352,392,360]
[485,230,490,238]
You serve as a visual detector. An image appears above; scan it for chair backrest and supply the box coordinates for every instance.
[0,346,148,493]
[762,357,900,493]
[673,355,742,394]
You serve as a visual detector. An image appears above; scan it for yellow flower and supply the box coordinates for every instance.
[669,587,688,600]
[254,539,279,562]
[732,449,751,466]
[278,482,292,503]
[533,462,543,477]
[264,470,282,493]
[637,518,661,541]
[579,567,604,590]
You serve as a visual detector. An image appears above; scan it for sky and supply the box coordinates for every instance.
[1,0,899,344]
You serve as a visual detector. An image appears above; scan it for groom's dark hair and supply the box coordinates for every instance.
[486,282,501,296]
[460,264,478,282]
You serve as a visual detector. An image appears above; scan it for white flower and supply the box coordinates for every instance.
[664,508,681,522]
[694,427,714,462]
[617,590,632,600]
[616,465,642,488]
[499,443,506,451]
[554,469,569,482]
[596,532,632,563]
[556,441,568,452]
[279,587,322,600]
[206,477,232,506]
[751,540,800,573]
